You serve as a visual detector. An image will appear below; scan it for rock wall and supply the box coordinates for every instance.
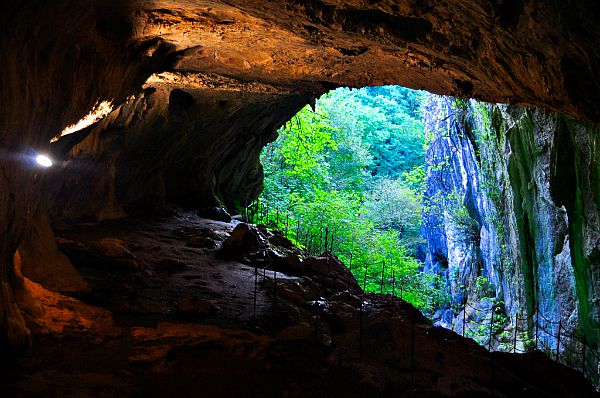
[46,76,311,222]
[423,96,600,356]
[0,0,177,349]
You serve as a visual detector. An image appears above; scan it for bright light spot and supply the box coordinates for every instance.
[51,100,114,142]
[36,154,53,168]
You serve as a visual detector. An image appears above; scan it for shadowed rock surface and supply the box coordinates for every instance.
[2,213,597,397]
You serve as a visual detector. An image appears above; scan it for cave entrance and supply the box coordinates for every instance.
[255,86,448,314]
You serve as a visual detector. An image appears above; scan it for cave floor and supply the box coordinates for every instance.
[2,212,597,397]
[57,213,280,330]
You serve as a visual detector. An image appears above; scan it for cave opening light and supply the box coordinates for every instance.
[51,99,114,142]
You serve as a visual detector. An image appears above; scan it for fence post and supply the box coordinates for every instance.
[272,270,277,323]
[556,319,562,361]
[253,266,258,320]
[324,228,329,255]
[256,200,260,224]
[330,234,334,255]
[513,315,518,354]
[582,335,587,376]
[319,228,323,253]
[380,260,386,294]
[535,305,540,350]
[285,214,289,235]
[363,262,369,292]
[462,282,469,338]
[391,269,395,304]
[276,207,279,227]
[400,278,404,304]
[488,304,495,351]
[462,302,467,338]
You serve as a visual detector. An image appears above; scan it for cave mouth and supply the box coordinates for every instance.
[256,85,446,314]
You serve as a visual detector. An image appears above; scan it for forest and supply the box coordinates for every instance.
[257,86,448,312]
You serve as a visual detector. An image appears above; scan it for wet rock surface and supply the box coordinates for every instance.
[1,212,597,397]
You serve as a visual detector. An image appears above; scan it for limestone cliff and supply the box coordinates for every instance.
[423,96,599,371]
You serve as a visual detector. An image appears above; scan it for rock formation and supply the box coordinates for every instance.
[422,95,599,372]
[1,0,600,395]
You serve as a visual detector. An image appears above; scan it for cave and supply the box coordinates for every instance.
[1,1,600,397]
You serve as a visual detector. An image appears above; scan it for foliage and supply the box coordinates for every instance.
[258,86,448,312]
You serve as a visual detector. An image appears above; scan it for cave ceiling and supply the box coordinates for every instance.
[131,0,600,121]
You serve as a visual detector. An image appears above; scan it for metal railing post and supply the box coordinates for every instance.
[582,335,587,376]
[556,319,562,361]
[391,269,395,304]
[330,234,334,255]
[535,306,539,350]
[253,266,258,320]
[462,282,469,338]
[513,315,518,354]
[488,304,495,351]
[380,260,385,294]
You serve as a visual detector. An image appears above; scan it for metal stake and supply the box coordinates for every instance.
[513,315,518,354]
[488,304,495,351]
[380,260,386,294]
[272,270,277,323]
[391,269,395,304]
[535,306,540,350]
[582,335,587,376]
[253,266,258,320]
[556,319,562,361]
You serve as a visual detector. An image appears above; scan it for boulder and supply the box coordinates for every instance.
[60,238,140,270]
[268,234,294,250]
[197,207,232,223]
[221,223,268,257]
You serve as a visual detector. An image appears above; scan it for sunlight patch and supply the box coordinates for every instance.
[52,100,114,142]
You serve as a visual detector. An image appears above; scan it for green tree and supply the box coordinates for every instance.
[258,86,447,313]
